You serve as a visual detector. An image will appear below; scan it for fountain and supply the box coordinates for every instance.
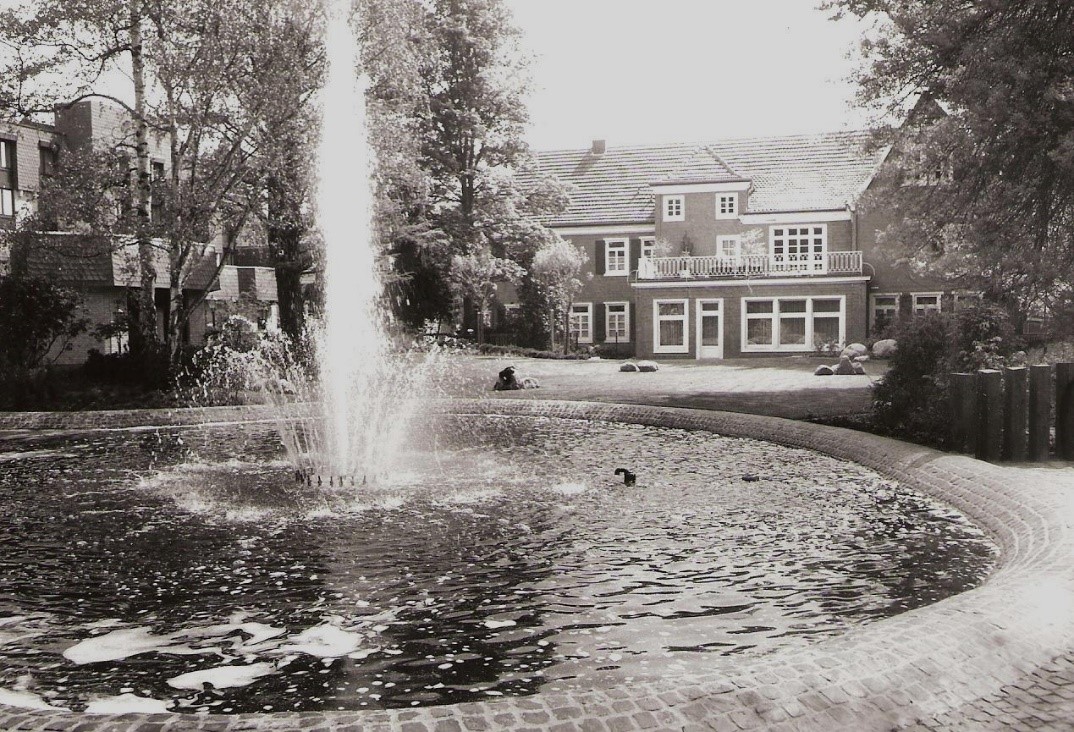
[259,0,426,488]
[0,0,1006,724]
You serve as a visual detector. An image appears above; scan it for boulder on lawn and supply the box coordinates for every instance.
[814,365,834,376]
[833,355,857,375]
[872,339,898,358]
[619,362,639,372]
[637,360,659,372]
[842,342,868,359]
[852,361,866,375]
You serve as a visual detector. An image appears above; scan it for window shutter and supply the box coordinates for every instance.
[629,239,641,275]
[595,240,605,275]
[594,302,606,343]
[629,303,637,348]
[899,293,912,319]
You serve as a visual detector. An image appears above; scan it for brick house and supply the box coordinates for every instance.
[525,131,957,359]
[1,100,279,364]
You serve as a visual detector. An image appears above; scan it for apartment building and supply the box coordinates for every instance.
[524,130,958,359]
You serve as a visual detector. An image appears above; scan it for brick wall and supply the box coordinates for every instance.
[633,279,868,359]
[57,100,171,172]
[655,190,854,256]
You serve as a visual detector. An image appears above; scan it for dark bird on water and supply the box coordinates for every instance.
[614,468,636,486]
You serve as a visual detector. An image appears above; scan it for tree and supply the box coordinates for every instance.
[360,0,454,329]
[1,0,328,368]
[0,276,88,372]
[529,236,588,354]
[362,0,569,335]
[830,0,1074,326]
[447,250,523,343]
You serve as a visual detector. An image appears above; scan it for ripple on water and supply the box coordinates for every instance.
[0,414,997,713]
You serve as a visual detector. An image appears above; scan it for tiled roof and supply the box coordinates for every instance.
[529,131,884,226]
[532,144,744,227]
[710,131,881,213]
[11,233,218,290]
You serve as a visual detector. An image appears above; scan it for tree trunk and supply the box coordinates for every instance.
[275,264,305,340]
[129,0,157,362]
[266,161,309,342]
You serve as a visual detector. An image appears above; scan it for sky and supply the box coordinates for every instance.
[503,0,876,150]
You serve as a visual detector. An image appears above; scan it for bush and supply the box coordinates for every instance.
[871,305,1021,449]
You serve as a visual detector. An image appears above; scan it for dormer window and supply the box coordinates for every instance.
[663,195,684,222]
[716,193,737,218]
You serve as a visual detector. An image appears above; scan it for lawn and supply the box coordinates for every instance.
[430,353,887,420]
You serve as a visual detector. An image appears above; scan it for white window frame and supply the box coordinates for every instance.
[717,235,741,260]
[604,238,628,277]
[0,188,13,217]
[716,193,737,218]
[569,302,593,344]
[695,298,724,360]
[870,293,900,329]
[740,295,846,353]
[663,195,684,222]
[769,224,828,273]
[640,236,656,259]
[0,139,12,170]
[653,298,689,354]
[604,301,630,344]
[912,292,943,315]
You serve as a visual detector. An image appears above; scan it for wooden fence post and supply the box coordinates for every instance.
[950,373,976,453]
[1029,364,1052,462]
[1003,367,1028,461]
[1057,362,1074,461]
[976,369,1003,462]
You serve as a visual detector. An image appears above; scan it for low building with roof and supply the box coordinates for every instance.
[0,99,281,364]
[9,232,219,365]
[522,130,956,359]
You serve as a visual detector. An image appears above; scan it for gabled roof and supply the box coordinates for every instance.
[529,131,886,226]
[11,232,219,291]
[532,144,745,227]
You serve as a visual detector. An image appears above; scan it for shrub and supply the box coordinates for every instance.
[872,312,954,447]
[871,305,1021,449]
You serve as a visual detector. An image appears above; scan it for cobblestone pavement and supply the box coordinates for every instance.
[1,399,1073,731]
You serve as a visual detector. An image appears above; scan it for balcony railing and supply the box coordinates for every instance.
[637,250,863,280]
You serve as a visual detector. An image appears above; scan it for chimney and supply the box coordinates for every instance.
[590,139,606,155]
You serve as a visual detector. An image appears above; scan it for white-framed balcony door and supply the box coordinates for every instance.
[695,298,724,359]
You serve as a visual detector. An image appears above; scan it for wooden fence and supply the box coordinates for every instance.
[949,363,1074,462]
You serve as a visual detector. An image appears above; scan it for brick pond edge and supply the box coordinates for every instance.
[1,398,1072,730]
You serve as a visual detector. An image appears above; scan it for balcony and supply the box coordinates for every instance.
[636,250,863,280]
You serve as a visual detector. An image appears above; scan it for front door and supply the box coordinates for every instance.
[695,298,723,359]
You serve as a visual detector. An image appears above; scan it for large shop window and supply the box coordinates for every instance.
[569,302,593,344]
[770,225,826,273]
[653,299,689,353]
[742,296,845,352]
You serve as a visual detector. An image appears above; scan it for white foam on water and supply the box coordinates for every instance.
[275,624,365,658]
[63,627,178,665]
[166,662,276,690]
[85,693,171,715]
[0,688,66,711]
